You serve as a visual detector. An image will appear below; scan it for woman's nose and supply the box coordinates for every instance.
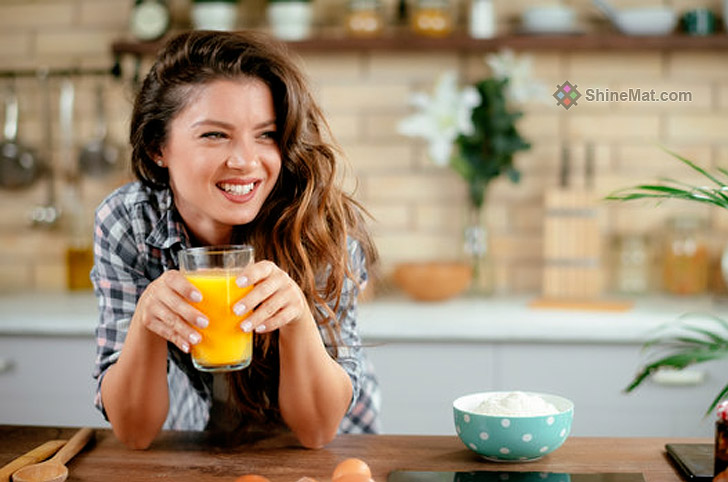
[226,141,257,168]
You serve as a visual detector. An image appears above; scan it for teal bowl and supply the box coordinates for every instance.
[453,391,574,462]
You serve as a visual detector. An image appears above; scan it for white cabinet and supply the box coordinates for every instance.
[367,342,497,435]
[365,340,724,437]
[0,335,108,427]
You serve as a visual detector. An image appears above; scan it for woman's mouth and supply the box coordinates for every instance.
[218,182,255,196]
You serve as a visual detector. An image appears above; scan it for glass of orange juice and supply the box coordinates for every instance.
[178,245,254,372]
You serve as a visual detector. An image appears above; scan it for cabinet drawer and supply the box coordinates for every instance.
[0,335,106,427]
[367,342,496,435]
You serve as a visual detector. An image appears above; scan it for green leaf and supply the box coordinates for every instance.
[610,149,728,415]
[454,76,529,196]
[660,145,728,187]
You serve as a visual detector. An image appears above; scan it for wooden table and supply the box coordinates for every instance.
[0,426,709,482]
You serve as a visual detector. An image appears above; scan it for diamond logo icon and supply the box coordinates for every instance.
[553,81,581,110]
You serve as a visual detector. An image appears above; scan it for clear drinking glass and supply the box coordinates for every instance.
[178,245,254,372]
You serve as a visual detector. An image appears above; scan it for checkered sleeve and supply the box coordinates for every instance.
[321,238,381,434]
[89,193,150,419]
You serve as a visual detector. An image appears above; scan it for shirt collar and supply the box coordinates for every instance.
[146,188,191,251]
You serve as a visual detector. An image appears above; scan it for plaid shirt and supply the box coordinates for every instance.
[91,182,380,434]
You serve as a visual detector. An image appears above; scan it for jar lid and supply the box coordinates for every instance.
[349,0,379,8]
[717,400,728,421]
[667,215,707,231]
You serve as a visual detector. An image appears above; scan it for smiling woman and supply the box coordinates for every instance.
[162,78,282,246]
[90,30,380,450]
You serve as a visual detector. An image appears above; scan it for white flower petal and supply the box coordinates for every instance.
[409,92,432,109]
[485,49,548,104]
[429,138,453,166]
[397,115,435,137]
[398,69,481,168]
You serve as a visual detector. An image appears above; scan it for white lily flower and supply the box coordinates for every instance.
[397,70,481,166]
[485,49,549,104]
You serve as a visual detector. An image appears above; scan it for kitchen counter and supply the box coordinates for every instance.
[0,425,709,482]
[0,291,724,343]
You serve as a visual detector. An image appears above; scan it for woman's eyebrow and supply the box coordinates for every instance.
[191,119,277,129]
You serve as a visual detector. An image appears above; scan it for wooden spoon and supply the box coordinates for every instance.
[12,428,94,482]
[0,440,66,482]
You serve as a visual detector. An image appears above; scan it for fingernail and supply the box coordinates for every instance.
[255,325,266,333]
[236,276,249,288]
[189,332,202,345]
[190,290,202,303]
[181,342,190,353]
[233,303,246,316]
[196,316,208,329]
[241,321,253,332]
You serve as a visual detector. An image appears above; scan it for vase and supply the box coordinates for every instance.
[469,0,496,39]
[463,203,494,295]
[267,1,313,41]
[191,2,239,31]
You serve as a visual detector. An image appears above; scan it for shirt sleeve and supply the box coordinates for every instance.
[318,238,369,414]
[89,195,150,419]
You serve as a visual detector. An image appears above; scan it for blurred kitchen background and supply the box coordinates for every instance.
[1,0,727,300]
[4,0,728,438]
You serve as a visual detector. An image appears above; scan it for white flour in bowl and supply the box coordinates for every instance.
[473,391,559,417]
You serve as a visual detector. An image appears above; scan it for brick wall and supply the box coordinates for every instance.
[0,0,726,297]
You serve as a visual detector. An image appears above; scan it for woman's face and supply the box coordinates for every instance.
[161,78,282,245]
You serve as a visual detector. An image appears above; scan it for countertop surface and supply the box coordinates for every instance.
[0,425,708,482]
[1,291,725,344]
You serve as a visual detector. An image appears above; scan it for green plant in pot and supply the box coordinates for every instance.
[397,50,544,294]
[606,147,728,414]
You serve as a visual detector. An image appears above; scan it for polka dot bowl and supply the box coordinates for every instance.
[453,391,574,462]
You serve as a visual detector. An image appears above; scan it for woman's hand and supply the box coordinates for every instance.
[233,260,312,334]
[135,270,209,353]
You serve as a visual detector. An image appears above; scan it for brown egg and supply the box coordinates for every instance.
[331,474,374,482]
[332,458,372,481]
[234,474,271,482]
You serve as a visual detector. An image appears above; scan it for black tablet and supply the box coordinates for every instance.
[388,470,645,482]
[665,443,713,481]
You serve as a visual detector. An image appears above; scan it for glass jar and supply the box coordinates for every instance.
[716,401,728,478]
[469,0,496,38]
[411,0,453,38]
[662,215,709,295]
[346,0,384,38]
[614,233,650,294]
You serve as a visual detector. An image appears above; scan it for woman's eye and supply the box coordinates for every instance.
[201,131,227,140]
[260,131,278,141]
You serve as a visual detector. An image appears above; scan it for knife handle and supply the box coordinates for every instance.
[0,440,66,482]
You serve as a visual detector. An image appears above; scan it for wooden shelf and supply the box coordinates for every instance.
[112,32,728,57]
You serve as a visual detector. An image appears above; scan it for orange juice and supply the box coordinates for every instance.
[186,270,253,371]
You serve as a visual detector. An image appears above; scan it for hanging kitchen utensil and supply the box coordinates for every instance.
[30,69,61,227]
[0,82,41,189]
[58,77,75,182]
[78,81,119,177]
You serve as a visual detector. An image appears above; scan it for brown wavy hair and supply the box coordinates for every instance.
[129,30,377,427]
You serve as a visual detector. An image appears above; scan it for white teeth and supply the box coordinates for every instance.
[219,182,254,195]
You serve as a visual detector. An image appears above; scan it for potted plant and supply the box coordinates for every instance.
[397,50,543,294]
[607,147,728,414]
[267,0,313,41]
[191,0,239,31]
